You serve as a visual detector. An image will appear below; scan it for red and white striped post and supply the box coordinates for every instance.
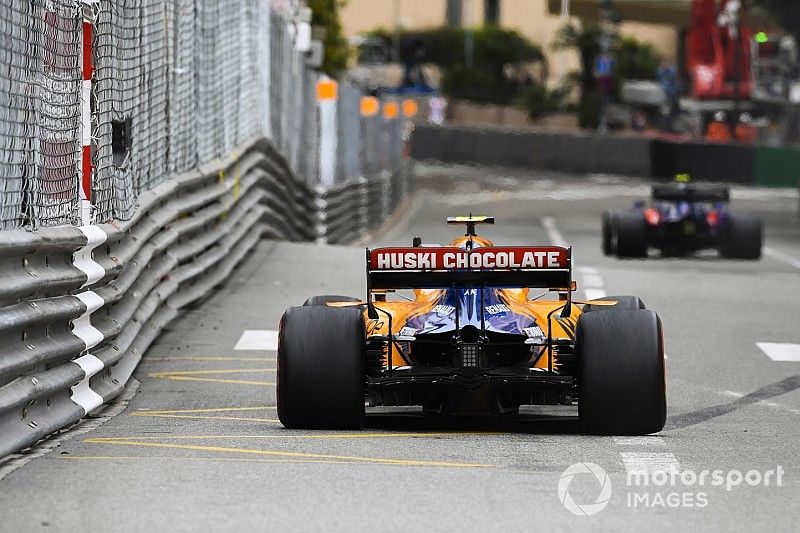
[79,2,96,225]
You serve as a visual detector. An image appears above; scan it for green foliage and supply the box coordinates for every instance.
[515,82,570,120]
[369,25,545,105]
[441,65,504,103]
[552,22,662,129]
[307,0,349,76]
[615,37,661,81]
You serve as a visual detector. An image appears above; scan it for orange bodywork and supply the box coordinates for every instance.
[363,235,582,369]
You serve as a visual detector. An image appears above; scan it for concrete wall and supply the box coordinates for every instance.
[411,124,652,177]
[411,124,800,186]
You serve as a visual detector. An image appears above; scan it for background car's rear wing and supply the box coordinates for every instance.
[651,184,730,202]
[366,246,571,290]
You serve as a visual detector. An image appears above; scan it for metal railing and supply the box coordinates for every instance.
[0,0,419,457]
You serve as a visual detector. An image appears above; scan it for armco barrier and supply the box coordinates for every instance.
[411,124,652,177]
[0,137,400,458]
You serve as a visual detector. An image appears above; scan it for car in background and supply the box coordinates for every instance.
[602,183,762,259]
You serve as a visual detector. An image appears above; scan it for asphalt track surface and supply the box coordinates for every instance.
[2,164,800,532]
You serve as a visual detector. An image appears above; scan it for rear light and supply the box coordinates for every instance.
[644,208,660,226]
[706,210,720,226]
[460,344,481,368]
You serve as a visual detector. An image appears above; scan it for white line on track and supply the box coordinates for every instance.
[584,288,607,301]
[234,330,279,351]
[541,217,606,299]
[756,342,800,362]
[582,274,604,288]
[619,452,681,474]
[763,246,800,269]
[541,216,569,248]
[613,436,667,447]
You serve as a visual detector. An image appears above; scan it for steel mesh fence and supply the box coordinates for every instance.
[92,0,169,222]
[0,1,82,229]
[1,0,410,230]
[166,0,197,174]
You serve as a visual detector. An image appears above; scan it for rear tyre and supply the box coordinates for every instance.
[601,211,617,256]
[577,309,666,435]
[582,295,645,313]
[277,306,365,429]
[303,295,361,306]
[720,214,762,259]
[615,213,648,258]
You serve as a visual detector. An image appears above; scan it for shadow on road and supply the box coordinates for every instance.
[364,411,581,435]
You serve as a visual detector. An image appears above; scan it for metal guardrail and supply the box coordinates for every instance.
[0,137,405,458]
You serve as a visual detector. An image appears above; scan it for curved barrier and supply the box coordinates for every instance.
[0,137,404,457]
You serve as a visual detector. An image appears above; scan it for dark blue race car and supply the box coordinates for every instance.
[602,184,762,259]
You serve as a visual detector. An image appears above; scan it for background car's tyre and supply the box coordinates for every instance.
[720,214,762,260]
[582,295,645,314]
[576,309,666,435]
[601,211,617,256]
[303,295,361,306]
[278,305,365,429]
[615,213,648,258]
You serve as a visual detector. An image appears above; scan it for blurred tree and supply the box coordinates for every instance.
[516,82,571,120]
[307,0,349,76]
[553,21,604,128]
[553,23,662,129]
[370,26,545,105]
[615,37,661,81]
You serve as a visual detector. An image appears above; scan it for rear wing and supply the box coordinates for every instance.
[651,184,730,202]
[366,246,572,290]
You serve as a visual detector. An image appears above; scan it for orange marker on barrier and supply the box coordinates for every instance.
[383,101,399,120]
[360,96,379,117]
[402,99,418,118]
[317,79,338,101]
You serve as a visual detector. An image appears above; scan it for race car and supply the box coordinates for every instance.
[277,216,666,435]
[602,183,762,258]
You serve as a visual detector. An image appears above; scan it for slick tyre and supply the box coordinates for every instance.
[615,213,648,258]
[582,295,645,314]
[303,295,361,306]
[577,309,666,435]
[721,214,762,260]
[277,305,366,429]
[601,211,617,256]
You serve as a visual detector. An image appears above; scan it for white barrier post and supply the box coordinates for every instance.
[317,77,338,187]
[79,2,98,225]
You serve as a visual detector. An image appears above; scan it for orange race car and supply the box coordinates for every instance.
[278,217,666,435]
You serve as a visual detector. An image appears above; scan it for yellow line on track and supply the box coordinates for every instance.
[58,455,371,465]
[144,357,274,362]
[134,406,276,415]
[148,368,276,386]
[149,376,275,386]
[149,368,276,376]
[89,432,498,441]
[83,438,495,468]
[131,414,281,423]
